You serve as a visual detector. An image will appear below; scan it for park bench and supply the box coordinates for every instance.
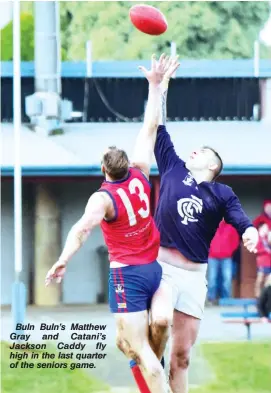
[219,298,271,340]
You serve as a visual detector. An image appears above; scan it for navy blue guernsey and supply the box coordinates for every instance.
[154,125,253,264]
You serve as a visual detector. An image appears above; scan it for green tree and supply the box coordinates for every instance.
[2,2,270,61]
[62,1,270,60]
[1,7,68,61]
[1,13,34,61]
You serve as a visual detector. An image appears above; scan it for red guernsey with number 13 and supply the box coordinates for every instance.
[99,167,160,265]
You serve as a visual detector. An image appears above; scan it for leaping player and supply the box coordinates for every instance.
[138,56,259,393]
[45,55,180,393]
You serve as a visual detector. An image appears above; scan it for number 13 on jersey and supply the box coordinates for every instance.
[117,178,150,226]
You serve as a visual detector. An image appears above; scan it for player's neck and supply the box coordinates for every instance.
[190,170,213,184]
[105,173,128,182]
[105,174,116,182]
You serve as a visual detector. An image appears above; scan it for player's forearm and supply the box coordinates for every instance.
[142,83,161,134]
[131,83,161,172]
[58,223,91,263]
[158,77,169,125]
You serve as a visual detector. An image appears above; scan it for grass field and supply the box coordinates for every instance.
[193,342,271,393]
[1,341,271,393]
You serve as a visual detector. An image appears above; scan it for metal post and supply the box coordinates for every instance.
[254,40,259,78]
[32,1,62,133]
[55,0,61,95]
[86,40,92,77]
[13,0,22,279]
[12,0,26,335]
[34,1,61,93]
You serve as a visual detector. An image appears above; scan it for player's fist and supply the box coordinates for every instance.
[45,260,67,286]
[242,227,258,254]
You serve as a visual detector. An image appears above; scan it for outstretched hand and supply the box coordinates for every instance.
[163,55,180,80]
[45,260,67,286]
[138,53,180,86]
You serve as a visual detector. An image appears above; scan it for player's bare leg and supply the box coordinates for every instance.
[149,280,173,361]
[169,311,201,393]
[115,310,169,393]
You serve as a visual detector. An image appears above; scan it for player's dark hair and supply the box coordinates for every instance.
[102,146,129,180]
[202,146,223,180]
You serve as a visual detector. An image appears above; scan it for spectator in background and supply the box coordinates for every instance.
[255,222,271,298]
[257,273,271,323]
[253,200,271,234]
[207,219,240,304]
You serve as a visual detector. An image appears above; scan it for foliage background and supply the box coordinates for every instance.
[1,1,270,61]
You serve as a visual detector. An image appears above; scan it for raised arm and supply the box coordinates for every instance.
[132,54,180,178]
[154,58,184,176]
[159,71,170,126]
[131,82,161,178]
[45,192,110,286]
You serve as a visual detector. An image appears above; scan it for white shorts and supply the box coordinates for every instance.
[159,260,208,320]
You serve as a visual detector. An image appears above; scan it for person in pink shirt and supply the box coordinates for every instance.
[208,219,240,303]
[255,222,271,298]
[253,200,271,231]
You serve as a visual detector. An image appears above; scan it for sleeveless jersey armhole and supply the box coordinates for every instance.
[97,189,118,222]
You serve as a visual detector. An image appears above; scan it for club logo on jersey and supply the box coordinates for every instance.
[182,173,194,186]
[177,195,203,225]
[117,302,127,309]
[115,284,124,294]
